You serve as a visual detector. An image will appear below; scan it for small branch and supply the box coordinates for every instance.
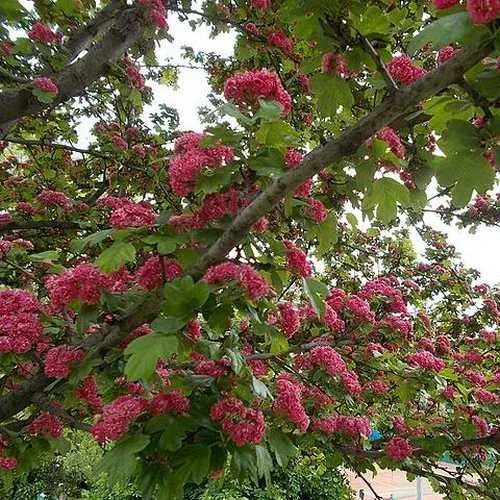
[458,78,493,118]
[4,137,110,158]
[0,221,82,233]
[360,36,398,91]
[32,395,91,432]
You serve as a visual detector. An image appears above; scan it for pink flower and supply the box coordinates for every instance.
[239,264,272,301]
[385,437,414,461]
[109,202,157,228]
[76,376,102,411]
[433,0,460,8]
[407,350,445,372]
[224,69,292,116]
[305,198,327,222]
[245,22,259,35]
[387,55,427,85]
[210,398,266,447]
[276,302,301,338]
[437,46,457,65]
[376,127,406,159]
[29,22,58,44]
[442,384,457,400]
[346,296,375,323]
[283,240,313,277]
[273,374,309,432]
[0,457,17,470]
[32,77,58,94]
[466,0,500,24]
[135,256,182,290]
[321,53,350,78]
[186,319,202,341]
[37,190,70,208]
[251,0,271,8]
[150,390,190,415]
[285,148,303,168]
[44,346,84,378]
[308,346,347,376]
[267,30,294,55]
[28,413,64,438]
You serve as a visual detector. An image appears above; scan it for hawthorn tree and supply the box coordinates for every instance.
[0,0,499,498]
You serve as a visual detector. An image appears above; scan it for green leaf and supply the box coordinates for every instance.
[315,212,338,255]
[433,152,494,207]
[255,445,273,485]
[303,278,329,318]
[196,165,234,194]
[267,429,297,468]
[164,277,210,318]
[310,74,353,118]
[96,241,136,273]
[254,100,283,122]
[30,250,60,262]
[408,12,479,55]
[124,334,178,380]
[248,148,285,177]
[252,376,272,399]
[363,178,410,224]
[158,416,196,451]
[32,87,56,104]
[179,445,211,485]
[225,348,245,375]
[151,316,186,334]
[255,121,300,149]
[0,0,26,20]
[70,229,113,253]
[352,5,390,35]
[97,433,150,485]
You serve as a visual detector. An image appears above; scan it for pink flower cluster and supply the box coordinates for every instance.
[76,376,103,411]
[308,346,347,376]
[321,53,350,78]
[285,148,303,168]
[313,414,371,437]
[275,302,301,338]
[283,240,312,277]
[387,55,427,85]
[437,46,457,65]
[139,0,168,29]
[186,319,202,341]
[210,398,266,447]
[466,0,500,24]
[27,413,64,438]
[91,395,147,444]
[273,373,310,432]
[150,390,190,415]
[385,436,414,461]
[407,350,445,372]
[0,457,16,471]
[305,198,327,222]
[251,0,271,8]
[202,261,272,301]
[376,127,406,159]
[346,296,375,323]
[29,22,59,44]
[37,190,70,208]
[224,69,292,116]
[109,201,157,229]
[135,256,182,290]
[32,77,59,95]
[267,30,294,55]
[125,57,146,90]
[0,289,43,353]
[44,345,84,378]
[432,0,460,8]
[168,132,234,196]
[359,277,407,314]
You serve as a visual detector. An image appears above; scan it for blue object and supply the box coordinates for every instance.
[369,429,382,441]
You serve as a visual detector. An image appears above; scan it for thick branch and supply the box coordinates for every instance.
[0,4,148,134]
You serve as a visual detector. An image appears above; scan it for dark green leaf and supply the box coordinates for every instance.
[96,241,136,273]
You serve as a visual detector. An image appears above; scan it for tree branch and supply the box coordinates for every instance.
[0,221,82,233]
[3,137,110,158]
[0,4,148,135]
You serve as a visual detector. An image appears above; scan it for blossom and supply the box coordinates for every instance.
[466,0,500,24]
[0,457,17,470]
[376,127,406,159]
[267,31,294,55]
[277,302,301,338]
[76,376,103,411]
[308,346,347,377]
[224,69,292,116]
[251,0,271,8]
[407,350,445,371]
[273,374,309,432]
[186,319,202,341]
[321,53,350,78]
[313,415,371,437]
[473,388,497,403]
[283,240,312,277]
[202,262,240,284]
[387,55,427,85]
[28,414,64,438]
[37,190,70,208]
[150,391,190,415]
[29,22,58,44]
[305,198,327,222]
[437,46,457,65]
[210,398,266,446]
[91,395,147,444]
[385,437,414,461]
[32,77,58,94]
[44,346,84,378]
[135,256,182,290]
[432,0,460,8]
[346,296,375,323]
[0,312,43,353]
[285,148,303,168]
[109,202,157,228]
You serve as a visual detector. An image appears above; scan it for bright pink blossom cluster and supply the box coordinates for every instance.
[32,77,59,95]
[346,296,375,323]
[0,289,42,353]
[109,201,157,229]
[125,57,146,90]
[267,30,294,55]
[202,261,272,301]
[376,127,406,159]
[251,0,271,8]
[305,198,327,222]
[37,190,70,208]
[29,22,59,44]
[273,373,310,432]
[466,0,500,24]
[223,69,292,116]
[27,413,64,438]
[210,398,266,447]
[186,319,202,341]
[139,0,168,29]
[313,414,371,437]
[432,0,460,8]
[274,302,301,338]
[76,376,103,411]
[150,390,190,415]
[285,148,303,168]
[407,350,445,372]
[168,132,234,196]
[359,277,407,314]
[283,240,313,277]
[44,346,84,378]
[135,256,182,290]
[387,55,427,85]
[385,436,415,461]
[91,395,148,444]
[437,46,457,65]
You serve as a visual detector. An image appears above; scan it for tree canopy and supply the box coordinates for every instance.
[0,1,499,498]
